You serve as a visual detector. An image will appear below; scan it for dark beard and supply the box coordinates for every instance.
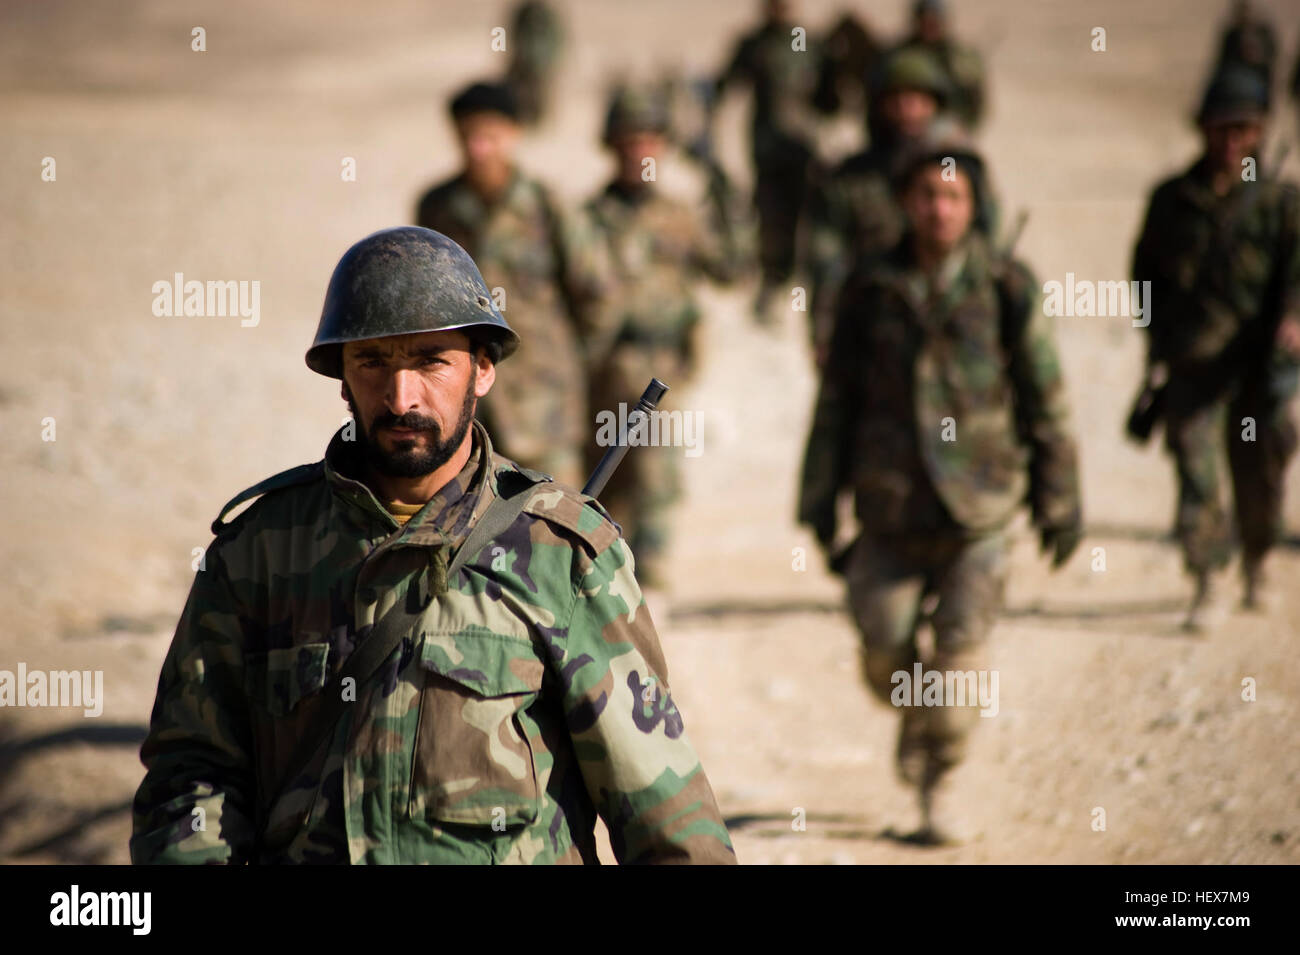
[344,371,477,479]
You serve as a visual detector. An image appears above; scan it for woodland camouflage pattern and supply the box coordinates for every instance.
[581,180,741,585]
[131,421,735,864]
[799,232,1081,541]
[1132,159,1300,570]
[416,169,606,486]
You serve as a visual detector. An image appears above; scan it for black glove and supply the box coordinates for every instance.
[1039,524,1082,569]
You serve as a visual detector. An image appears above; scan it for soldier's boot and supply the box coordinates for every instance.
[1183,569,1227,633]
[1240,553,1274,611]
[916,758,967,847]
[894,708,929,790]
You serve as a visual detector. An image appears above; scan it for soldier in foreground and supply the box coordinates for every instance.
[803,48,952,363]
[130,227,735,864]
[890,0,985,130]
[798,133,1081,844]
[1130,65,1300,629]
[581,87,743,592]
[714,0,829,325]
[415,81,603,486]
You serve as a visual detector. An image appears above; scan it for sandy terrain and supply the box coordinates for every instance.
[1,0,1297,865]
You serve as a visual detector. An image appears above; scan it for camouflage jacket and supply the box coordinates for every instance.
[716,19,828,157]
[583,180,741,385]
[1132,157,1300,374]
[798,233,1080,538]
[131,420,735,864]
[415,169,606,470]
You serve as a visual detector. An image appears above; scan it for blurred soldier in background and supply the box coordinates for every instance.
[814,10,882,118]
[503,0,565,126]
[1213,0,1276,90]
[582,86,744,593]
[715,0,831,325]
[1130,64,1300,630]
[799,130,1081,844]
[891,0,985,130]
[804,48,951,363]
[415,81,605,487]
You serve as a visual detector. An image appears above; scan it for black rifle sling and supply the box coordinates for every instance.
[257,468,544,838]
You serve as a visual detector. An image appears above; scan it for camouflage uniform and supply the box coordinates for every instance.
[582,180,742,588]
[798,230,1080,804]
[715,15,828,308]
[504,1,564,125]
[1214,2,1276,89]
[131,419,735,864]
[890,21,984,131]
[803,50,953,355]
[1131,158,1300,577]
[416,170,602,486]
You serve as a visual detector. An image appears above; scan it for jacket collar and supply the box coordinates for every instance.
[322,418,501,550]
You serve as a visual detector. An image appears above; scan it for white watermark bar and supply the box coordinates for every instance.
[0,663,104,717]
[594,403,703,458]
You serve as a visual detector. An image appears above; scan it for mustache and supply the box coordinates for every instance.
[372,410,440,432]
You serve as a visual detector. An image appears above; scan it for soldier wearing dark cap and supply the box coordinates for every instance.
[1131,65,1300,629]
[799,130,1081,844]
[415,81,606,487]
[890,0,986,130]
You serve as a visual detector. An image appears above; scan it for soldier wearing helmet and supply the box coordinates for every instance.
[803,47,952,364]
[580,85,743,595]
[130,227,736,865]
[890,0,986,130]
[1130,64,1300,629]
[799,131,1082,844]
[414,80,606,487]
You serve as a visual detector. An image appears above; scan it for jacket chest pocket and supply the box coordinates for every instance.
[409,628,545,828]
[243,641,332,834]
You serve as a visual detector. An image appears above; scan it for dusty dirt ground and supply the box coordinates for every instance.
[1,0,1298,865]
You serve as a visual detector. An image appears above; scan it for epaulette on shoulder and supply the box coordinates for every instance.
[511,469,622,553]
[210,461,324,536]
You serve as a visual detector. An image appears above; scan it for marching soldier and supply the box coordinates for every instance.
[715,0,831,325]
[1130,64,1300,629]
[131,227,735,864]
[804,48,953,363]
[581,86,744,592]
[798,131,1081,844]
[890,0,986,130]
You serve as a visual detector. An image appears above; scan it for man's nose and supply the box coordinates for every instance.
[387,368,421,412]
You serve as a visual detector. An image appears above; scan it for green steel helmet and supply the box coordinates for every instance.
[602,84,671,145]
[869,47,951,105]
[1196,63,1270,126]
[305,226,519,379]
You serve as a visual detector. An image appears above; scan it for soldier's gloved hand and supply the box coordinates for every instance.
[1039,524,1082,569]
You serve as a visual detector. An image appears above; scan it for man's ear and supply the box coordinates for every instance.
[473,347,496,398]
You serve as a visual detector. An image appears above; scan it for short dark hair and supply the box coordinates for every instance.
[449,82,519,122]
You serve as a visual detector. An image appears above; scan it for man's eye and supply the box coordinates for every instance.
[420,356,446,366]
[362,359,385,369]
